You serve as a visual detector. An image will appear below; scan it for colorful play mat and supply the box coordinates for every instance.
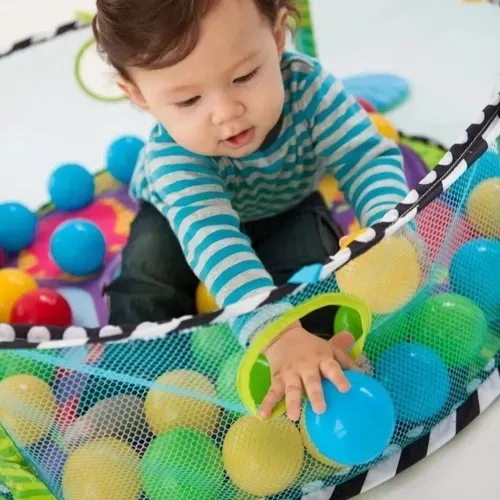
[0,4,499,500]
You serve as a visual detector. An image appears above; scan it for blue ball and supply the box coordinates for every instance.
[303,371,396,466]
[0,202,37,252]
[450,238,500,322]
[50,219,106,276]
[375,343,450,423]
[48,163,95,211]
[106,136,145,184]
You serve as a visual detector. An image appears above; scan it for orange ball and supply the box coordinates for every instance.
[0,268,38,322]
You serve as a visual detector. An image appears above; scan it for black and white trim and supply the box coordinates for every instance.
[0,20,89,60]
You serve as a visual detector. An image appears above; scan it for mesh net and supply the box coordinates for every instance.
[0,138,499,499]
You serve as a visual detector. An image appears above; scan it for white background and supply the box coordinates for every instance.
[0,0,499,498]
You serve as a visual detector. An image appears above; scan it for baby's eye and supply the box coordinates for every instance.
[177,96,200,108]
[233,68,259,84]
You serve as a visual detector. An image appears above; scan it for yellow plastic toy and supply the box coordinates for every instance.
[466,177,500,238]
[0,374,57,446]
[195,283,218,314]
[223,415,303,497]
[335,234,421,314]
[144,369,220,435]
[62,438,141,500]
[0,268,38,322]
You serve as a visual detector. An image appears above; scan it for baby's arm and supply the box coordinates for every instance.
[300,61,409,227]
[142,139,290,345]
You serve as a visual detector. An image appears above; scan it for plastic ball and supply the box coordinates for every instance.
[357,98,376,113]
[141,428,224,500]
[49,219,106,276]
[0,374,57,445]
[335,235,421,314]
[144,369,220,435]
[62,438,141,500]
[334,306,363,341]
[191,323,241,376]
[106,135,145,184]
[375,343,450,423]
[466,178,500,238]
[48,163,95,211]
[301,371,395,466]
[449,238,500,321]
[0,268,38,322]
[195,283,218,314]
[369,113,400,142]
[0,202,37,252]
[409,293,488,368]
[11,288,72,327]
[223,415,303,497]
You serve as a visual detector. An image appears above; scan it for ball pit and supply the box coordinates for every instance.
[0,202,37,252]
[48,163,95,212]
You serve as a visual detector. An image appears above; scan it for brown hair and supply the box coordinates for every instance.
[93,0,299,79]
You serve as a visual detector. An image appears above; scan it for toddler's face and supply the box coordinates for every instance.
[124,0,287,158]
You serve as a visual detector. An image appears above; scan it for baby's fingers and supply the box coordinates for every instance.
[260,378,285,419]
[320,357,350,393]
[301,367,326,416]
[332,346,361,371]
[284,373,303,421]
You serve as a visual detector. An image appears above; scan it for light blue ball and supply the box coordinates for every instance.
[449,238,500,322]
[50,219,106,276]
[303,371,396,466]
[0,202,37,252]
[48,163,95,211]
[375,342,450,423]
[106,136,145,184]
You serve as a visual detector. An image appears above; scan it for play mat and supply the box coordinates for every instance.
[0,1,499,499]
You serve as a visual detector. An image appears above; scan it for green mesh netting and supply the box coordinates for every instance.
[0,140,499,499]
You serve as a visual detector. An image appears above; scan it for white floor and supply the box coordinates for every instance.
[1,0,500,498]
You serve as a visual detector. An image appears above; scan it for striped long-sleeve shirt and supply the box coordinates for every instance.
[131,51,409,341]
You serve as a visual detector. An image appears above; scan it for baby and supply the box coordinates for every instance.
[94,0,410,420]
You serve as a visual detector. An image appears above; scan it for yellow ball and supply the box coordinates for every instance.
[62,438,141,500]
[335,235,421,314]
[466,178,500,238]
[144,369,220,435]
[369,113,400,142]
[0,268,38,322]
[195,283,218,314]
[0,374,56,445]
[223,415,304,497]
[318,174,340,205]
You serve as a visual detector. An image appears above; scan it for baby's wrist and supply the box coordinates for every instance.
[263,320,303,355]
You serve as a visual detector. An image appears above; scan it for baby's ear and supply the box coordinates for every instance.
[116,75,149,111]
[273,6,289,54]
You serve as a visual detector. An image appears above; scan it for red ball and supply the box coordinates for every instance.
[10,288,72,327]
[357,98,376,113]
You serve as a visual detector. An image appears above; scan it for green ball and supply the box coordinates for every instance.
[409,293,488,369]
[141,428,224,500]
[217,351,271,417]
[333,306,364,341]
[191,324,241,376]
[0,350,55,384]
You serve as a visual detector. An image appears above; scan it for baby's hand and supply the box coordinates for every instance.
[260,323,359,421]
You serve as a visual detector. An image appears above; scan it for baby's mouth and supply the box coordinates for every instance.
[224,128,255,149]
